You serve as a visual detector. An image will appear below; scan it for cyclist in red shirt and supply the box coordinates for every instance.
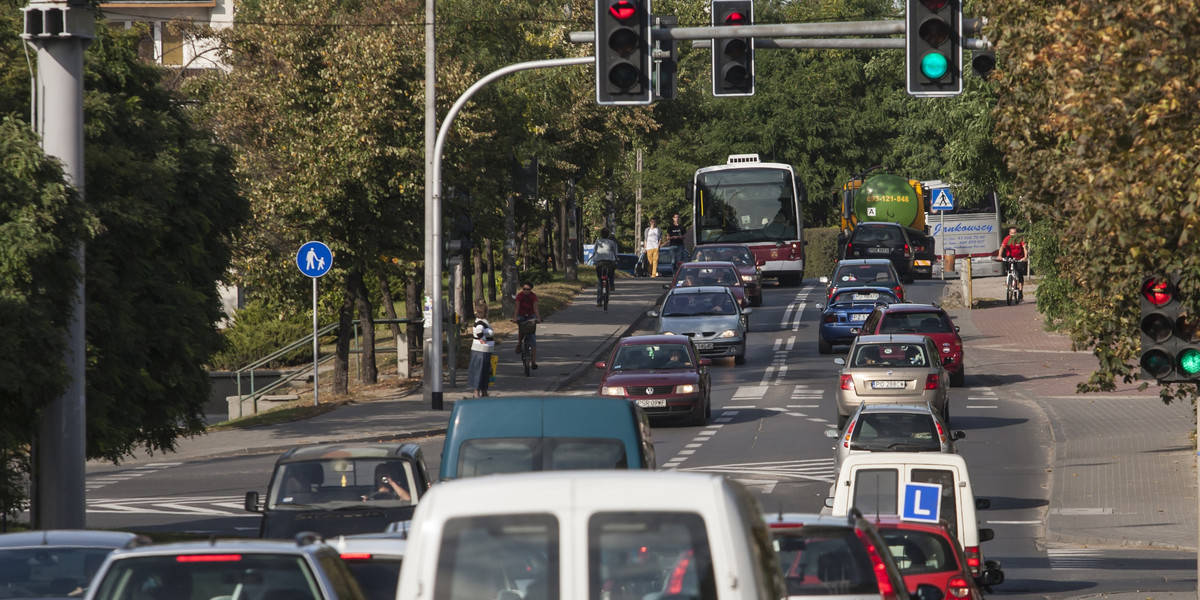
[512,283,541,369]
[997,227,1028,297]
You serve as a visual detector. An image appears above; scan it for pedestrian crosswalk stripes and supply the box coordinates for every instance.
[87,496,250,516]
[1046,548,1103,570]
[678,458,836,483]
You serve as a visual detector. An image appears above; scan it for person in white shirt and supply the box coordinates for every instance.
[644,218,663,277]
[467,300,495,397]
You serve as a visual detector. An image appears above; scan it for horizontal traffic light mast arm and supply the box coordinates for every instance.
[692,37,989,50]
[567,18,982,43]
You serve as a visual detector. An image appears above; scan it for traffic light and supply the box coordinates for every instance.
[971,49,995,79]
[711,0,754,97]
[652,15,678,100]
[1138,274,1200,383]
[905,0,962,97]
[596,0,652,105]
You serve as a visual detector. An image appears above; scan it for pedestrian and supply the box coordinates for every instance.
[645,218,663,277]
[468,300,495,397]
[666,213,687,248]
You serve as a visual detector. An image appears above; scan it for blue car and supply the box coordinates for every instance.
[817,286,900,354]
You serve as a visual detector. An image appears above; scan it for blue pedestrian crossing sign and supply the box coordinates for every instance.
[901,482,942,523]
[297,241,333,278]
[930,189,955,211]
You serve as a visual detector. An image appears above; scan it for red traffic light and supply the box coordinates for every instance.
[608,0,637,21]
[920,0,948,9]
[723,11,747,25]
[1142,277,1174,307]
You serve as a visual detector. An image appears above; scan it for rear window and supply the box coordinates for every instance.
[771,526,878,596]
[435,514,559,600]
[851,413,940,452]
[0,546,116,598]
[879,529,959,576]
[692,247,754,266]
[457,438,628,477]
[879,311,953,334]
[93,553,322,600]
[851,343,929,367]
[342,557,402,600]
[912,469,959,539]
[852,227,904,244]
[851,468,898,515]
[589,512,715,600]
[830,289,897,305]
[613,344,693,370]
[834,265,893,284]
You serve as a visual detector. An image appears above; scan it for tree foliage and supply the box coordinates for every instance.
[989,0,1200,401]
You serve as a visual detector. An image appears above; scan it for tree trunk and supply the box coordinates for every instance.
[556,201,566,273]
[378,270,408,378]
[405,272,423,364]
[472,244,485,306]
[503,196,519,317]
[333,276,354,396]
[351,269,378,384]
[486,238,497,302]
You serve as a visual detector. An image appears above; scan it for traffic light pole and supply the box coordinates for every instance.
[428,56,592,406]
[568,18,990,49]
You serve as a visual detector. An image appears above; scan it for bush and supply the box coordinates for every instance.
[518,264,555,286]
[806,226,841,280]
[207,302,312,370]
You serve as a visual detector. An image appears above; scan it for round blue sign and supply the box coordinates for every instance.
[297,241,333,278]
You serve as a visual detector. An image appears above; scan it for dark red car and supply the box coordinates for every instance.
[873,518,1004,599]
[667,261,749,308]
[595,335,711,426]
[859,303,965,387]
[690,244,763,306]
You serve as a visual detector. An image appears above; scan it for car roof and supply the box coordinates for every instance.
[618,335,695,346]
[664,285,734,296]
[855,403,937,415]
[867,516,957,534]
[764,512,866,529]
[839,451,969,469]
[107,538,333,559]
[0,530,148,549]
[829,286,899,298]
[876,303,946,314]
[855,334,931,345]
[679,261,739,269]
[280,442,418,463]
[328,534,407,558]
[835,258,895,267]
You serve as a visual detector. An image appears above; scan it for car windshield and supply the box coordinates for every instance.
[850,413,940,451]
[834,265,894,284]
[92,553,322,600]
[878,312,954,334]
[772,526,879,596]
[879,529,959,576]
[0,547,117,598]
[830,290,897,305]
[661,293,737,317]
[692,247,754,266]
[851,344,928,368]
[676,267,740,287]
[267,458,417,509]
[613,344,693,370]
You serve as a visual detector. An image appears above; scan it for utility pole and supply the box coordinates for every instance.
[565,175,579,281]
[21,0,94,529]
[423,0,440,409]
[635,149,643,253]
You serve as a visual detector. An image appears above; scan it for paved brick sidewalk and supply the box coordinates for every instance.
[952,277,1197,551]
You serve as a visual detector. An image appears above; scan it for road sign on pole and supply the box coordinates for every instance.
[902,482,942,523]
[930,188,955,211]
[296,241,333,406]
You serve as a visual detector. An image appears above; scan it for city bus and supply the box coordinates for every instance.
[686,154,807,286]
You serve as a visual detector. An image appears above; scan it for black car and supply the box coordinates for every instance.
[904,226,937,280]
[246,442,431,539]
[842,222,920,283]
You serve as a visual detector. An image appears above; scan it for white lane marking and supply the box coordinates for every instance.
[787,405,819,408]
[987,520,1041,525]
[785,336,796,351]
[966,405,998,409]
[733,385,768,399]
[722,405,757,409]
[773,338,784,351]
[681,458,836,484]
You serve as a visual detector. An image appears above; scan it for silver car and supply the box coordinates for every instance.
[825,402,964,473]
[834,334,949,428]
[648,286,752,365]
[0,530,148,599]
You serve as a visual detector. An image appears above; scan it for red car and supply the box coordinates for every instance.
[859,303,965,387]
[873,518,1004,599]
[595,335,711,426]
[667,261,749,308]
[690,244,763,306]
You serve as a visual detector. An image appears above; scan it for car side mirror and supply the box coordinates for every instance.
[594,361,607,369]
[913,584,945,600]
[824,428,839,438]
[824,497,835,508]
[977,560,1005,587]
[834,357,846,365]
[976,498,992,510]
[244,491,260,512]
[815,303,824,309]
[951,430,966,440]
[699,358,712,367]
[955,325,960,332]
[647,310,659,318]
[819,276,830,284]
[741,307,753,315]
[978,527,995,542]
[662,284,670,289]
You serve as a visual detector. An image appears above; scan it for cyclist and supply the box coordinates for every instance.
[513,282,541,370]
[996,226,1028,300]
[593,228,619,306]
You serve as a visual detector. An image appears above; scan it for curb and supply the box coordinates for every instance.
[182,428,451,462]
[549,288,668,393]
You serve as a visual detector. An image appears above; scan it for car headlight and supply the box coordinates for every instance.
[741,275,755,283]
[661,331,678,336]
[717,329,737,338]
[675,384,696,394]
[601,386,625,396]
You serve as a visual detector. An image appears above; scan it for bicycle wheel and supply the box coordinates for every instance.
[603,286,609,311]
[1006,281,1015,306]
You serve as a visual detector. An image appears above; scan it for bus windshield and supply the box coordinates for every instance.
[695,168,797,244]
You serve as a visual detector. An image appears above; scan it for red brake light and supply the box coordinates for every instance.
[903,243,911,257]
[964,546,982,576]
[947,575,972,598]
[823,313,838,324]
[925,374,939,390]
[843,418,856,447]
[176,554,242,563]
[855,530,899,600]
[340,553,373,560]
[893,285,904,299]
[840,374,855,391]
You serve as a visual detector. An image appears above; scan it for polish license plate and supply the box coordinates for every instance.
[867,247,890,254]
[636,399,666,408]
[695,342,714,350]
[850,313,868,321]
[871,380,906,389]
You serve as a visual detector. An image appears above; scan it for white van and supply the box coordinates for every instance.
[824,452,994,576]
[395,471,786,600]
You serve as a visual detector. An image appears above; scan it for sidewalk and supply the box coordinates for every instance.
[104,277,668,465]
[950,276,1197,552]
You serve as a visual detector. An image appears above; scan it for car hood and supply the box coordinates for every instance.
[656,314,743,335]
[603,371,701,387]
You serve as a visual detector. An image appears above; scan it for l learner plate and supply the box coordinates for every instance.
[871,380,907,389]
[636,399,666,408]
[695,342,714,350]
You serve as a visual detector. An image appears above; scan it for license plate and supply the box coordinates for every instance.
[871,380,907,389]
[850,314,868,321]
[695,342,714,350]
[867,247,890,254]
[915,259,931,266]
[636,399,666,408]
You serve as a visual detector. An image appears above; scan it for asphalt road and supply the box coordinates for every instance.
[78,277,1197,599]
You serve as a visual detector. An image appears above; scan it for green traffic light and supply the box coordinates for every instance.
[1179,348,1200,375]
[921,52,949,80]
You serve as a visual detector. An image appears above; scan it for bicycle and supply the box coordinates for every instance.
[516,318,538,376]
[1000,257,1025,305]
[596,263,614,311]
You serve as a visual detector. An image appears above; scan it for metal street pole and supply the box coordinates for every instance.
[423,0,439,408]
[21,0,94,530]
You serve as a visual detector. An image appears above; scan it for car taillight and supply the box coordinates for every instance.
[894,285,904,299]
[964,546,982,576]
[855,530,900,600]
[176,554,242,563]
[840,374,855,391]
[947,575,972,598]
[903,243,911,257]
[843,419,856,447]
[846,242,854,256]
[935,421,945,437]
[340,553,374,560]
[925,374,939,390]
[824,313,838,324]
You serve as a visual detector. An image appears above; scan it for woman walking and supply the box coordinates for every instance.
[468,300,495,397]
